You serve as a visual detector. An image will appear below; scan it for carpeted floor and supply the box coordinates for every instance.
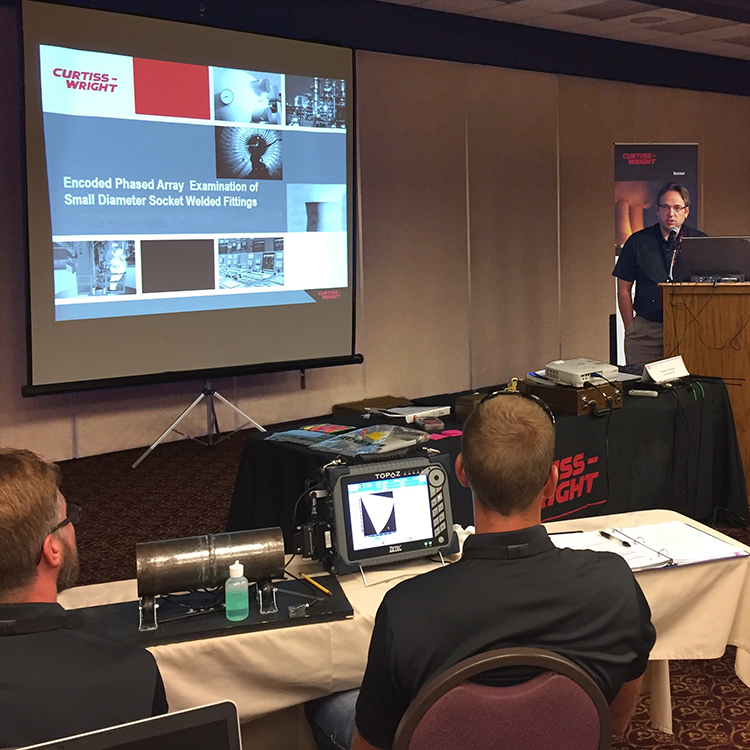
[57,431,750,749]
[60,432,248,586]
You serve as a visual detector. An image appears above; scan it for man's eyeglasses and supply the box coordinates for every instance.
[657,203,688,214]
[479,386,556,426]
[38,503,81,564]
[49,503,82,535]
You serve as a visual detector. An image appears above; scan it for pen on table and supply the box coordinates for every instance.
[299,572,333,596]
[599,530,631,548]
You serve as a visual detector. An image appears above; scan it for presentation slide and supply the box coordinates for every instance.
[23,2,355,391]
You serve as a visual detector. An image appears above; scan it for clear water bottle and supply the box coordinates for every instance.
[225,560,249,622]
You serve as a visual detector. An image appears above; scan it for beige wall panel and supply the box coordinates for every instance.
[467,65,559,386]
[0,6,73,461]
[558,76,635,361]
[71,379,239,457]
[633,85,704,145]
[356,52,470,398]
[234,365,365,427]
[700,92,750,236]
[632,84,704,256]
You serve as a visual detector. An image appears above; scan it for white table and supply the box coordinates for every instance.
[60,509,750,744]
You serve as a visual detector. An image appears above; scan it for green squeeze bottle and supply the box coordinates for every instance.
[225,560,249,621]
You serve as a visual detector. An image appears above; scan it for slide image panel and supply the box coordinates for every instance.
[54,240,136,298]
[285,76,346,129]
[215,126,283,180]
[133,58,210,120]
[361,491,397,538]
[287,184,346,232]
[218,237,284,289]
[140,239,215,293]
[213,68,281,125]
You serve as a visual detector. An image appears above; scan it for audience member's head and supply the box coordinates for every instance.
[0,448,78,603]
[460,393,555,516]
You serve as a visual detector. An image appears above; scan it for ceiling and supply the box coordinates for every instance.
[376,0,750,59]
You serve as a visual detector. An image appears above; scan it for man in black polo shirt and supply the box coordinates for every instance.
[0,448,168,747]
[613,181,706,366]
[306,393,656,750]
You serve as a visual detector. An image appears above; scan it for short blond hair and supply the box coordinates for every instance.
[0,449,62,596]
[461,395,555,515]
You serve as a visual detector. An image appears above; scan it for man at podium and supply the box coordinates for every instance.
[613,182,706,366]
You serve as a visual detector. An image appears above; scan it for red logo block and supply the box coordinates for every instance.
[133,58,210,120]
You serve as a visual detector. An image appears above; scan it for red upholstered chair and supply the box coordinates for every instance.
[391,647,612,750]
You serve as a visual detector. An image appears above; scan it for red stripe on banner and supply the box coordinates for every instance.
[133,58,210,120]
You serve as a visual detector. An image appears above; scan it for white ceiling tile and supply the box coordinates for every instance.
[604,27,672,42]
[515,12,594,29]
[727,46,750,59]
[374,0,430,6]
[596,9,693,31]
[417,0,502,13]
[696,40,750,58]
[687,22,750,41]
[566,13,689,35]
[648,33,706,48]
[470,4,547,20]
[562,23,612,36]
[516,0,609,11]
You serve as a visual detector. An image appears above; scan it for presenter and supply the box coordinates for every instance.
[613,182,706,367]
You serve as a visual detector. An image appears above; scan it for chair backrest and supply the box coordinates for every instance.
[392,647,612,750]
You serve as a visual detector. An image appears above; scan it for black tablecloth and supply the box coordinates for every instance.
[227,377,748,550]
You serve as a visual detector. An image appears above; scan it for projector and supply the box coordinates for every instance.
[544,358,619,388]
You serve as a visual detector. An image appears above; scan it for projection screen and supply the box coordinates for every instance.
[22,1,357,394]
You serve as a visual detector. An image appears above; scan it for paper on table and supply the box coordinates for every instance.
[612,521,749,566]
[550,530,671,571]
[550,521,748,571]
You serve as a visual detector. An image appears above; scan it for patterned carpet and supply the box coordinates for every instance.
[613,653,750,749]
[57,430,750,749]
[59,432,247,585]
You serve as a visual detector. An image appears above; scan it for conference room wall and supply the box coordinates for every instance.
[700,91,750,237]
[352,53,471,398]
[466,64,560,386]
[3,0,750,460]
[558,77,635,359]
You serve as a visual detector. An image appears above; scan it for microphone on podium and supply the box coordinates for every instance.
[667,226,680,281]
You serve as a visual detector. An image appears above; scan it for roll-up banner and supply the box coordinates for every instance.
[613,144,699,363]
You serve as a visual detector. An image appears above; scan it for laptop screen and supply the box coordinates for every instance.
[18,702,241,750]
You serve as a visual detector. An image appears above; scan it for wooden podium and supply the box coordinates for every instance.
[662,283,750,482]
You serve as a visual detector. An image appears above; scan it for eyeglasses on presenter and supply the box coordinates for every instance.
[657,203,688,214]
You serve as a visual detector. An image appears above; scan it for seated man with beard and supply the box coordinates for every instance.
[0,448,168,747]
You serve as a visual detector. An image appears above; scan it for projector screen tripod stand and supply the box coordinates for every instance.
[132,379,265,468]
